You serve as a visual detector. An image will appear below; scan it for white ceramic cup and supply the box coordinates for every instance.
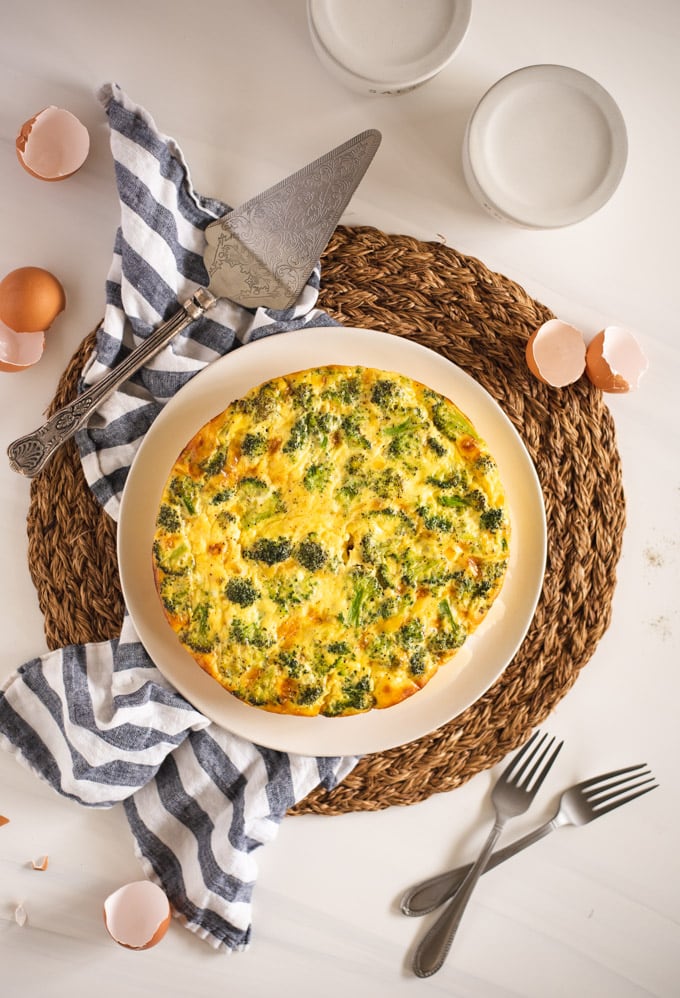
[462,64,628,228]
[307,0,472,96]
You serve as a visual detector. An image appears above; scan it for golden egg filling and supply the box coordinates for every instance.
[152,366,510,717]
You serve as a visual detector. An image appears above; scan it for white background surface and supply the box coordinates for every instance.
[1,1,678,995]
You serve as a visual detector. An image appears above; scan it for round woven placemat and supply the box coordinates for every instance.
[26,225,625,815]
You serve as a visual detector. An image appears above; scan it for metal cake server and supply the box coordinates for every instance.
[7,129,381,478]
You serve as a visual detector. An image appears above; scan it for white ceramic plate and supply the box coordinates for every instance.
[308,0,472,94]
[118,327,546,756]
[463,64,628,228]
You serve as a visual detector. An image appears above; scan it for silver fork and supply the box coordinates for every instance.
[412,729,563,978]
[402,764,657,917]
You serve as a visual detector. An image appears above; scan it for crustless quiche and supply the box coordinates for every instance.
[152,366,510,717]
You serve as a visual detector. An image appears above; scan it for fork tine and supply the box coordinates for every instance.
[527,737,564,793]
[507,730,563,790]
[586,772,654,804]
[579,763,649,793]
[589,782,658,817]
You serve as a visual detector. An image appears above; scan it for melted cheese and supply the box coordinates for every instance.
[152,366,510,716]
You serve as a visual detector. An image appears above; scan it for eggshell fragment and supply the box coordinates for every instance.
[31,855,49,871]
[526,318,586,387]
[0,815,9,827]
[103,880,172,950]
[15,904,27,927]
[0,322,45,373]
[16,106,90,181]
[585,326,648,392]
[0,267,66,333]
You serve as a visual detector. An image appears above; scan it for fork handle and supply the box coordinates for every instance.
[412,819,505,978]
[6,287,217,478]
[402,817,558,916]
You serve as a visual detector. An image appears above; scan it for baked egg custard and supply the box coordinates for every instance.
[152,366,510,717]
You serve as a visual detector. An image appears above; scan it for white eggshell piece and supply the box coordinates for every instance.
[19,106,90,180]
[596,325,648,388]
[104,880,171,949]
[528,318,586,387]
[0,323,44,369]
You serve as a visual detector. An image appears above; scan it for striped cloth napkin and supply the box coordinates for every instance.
[0,83,358,952]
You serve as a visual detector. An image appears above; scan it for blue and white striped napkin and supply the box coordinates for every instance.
[0,84,357,952]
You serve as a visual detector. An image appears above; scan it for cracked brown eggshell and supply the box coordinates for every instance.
[0,323,45,373]
[585,326,648,392]
[525,318,586,387]
[16,106,90,181]
[103,880,172,950]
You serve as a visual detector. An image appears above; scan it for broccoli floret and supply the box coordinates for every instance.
[168,475,198,515]
[283,415,309,453]
[427,599,466,653]
[295,537,328,571]
[159,575,190,616]
[236,383,279,422]
[426,435,447,457]
[225,577,260,606]
[210,487,235,505]
[241,432,267,458]
[467,489,488,511]
[322,375,362,405]
[229,617,273,649]
[297,684,324,706]
[277,651,302,677]
[400,550,452,589]
[182,601,217,653]
[480,508,504,532]
[156,503,181,533]
[290,381,314,410]
[474,454,496,472]
[398,618,424,650]
[431,401,476,441]
[327,641,351,655]
[340,675,374,710]
[200,447,227,476]
[471,561,507,600]
[426,471,467,490]
[417,505,453,533]
[265,574,317,611]
[303,462,331,493]
[243,537,293,565]
[360,532,379,564]
[241,491,286,529]
[153,538,192,576]
[428,629,466,653]
[370,379,403,411]
[372,466,404,499]
[238,476,268,495]
[336,472,370,505]
[340,414,370,449]
[366,632,397,666]
[216,509,237,529]
[387,433,415,459]
[409,648,427,675]
[324,674,374,715]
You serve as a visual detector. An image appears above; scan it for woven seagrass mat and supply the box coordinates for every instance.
[26,225,625,815]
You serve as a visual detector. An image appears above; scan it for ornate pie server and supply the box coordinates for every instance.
[7,129,381,478]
